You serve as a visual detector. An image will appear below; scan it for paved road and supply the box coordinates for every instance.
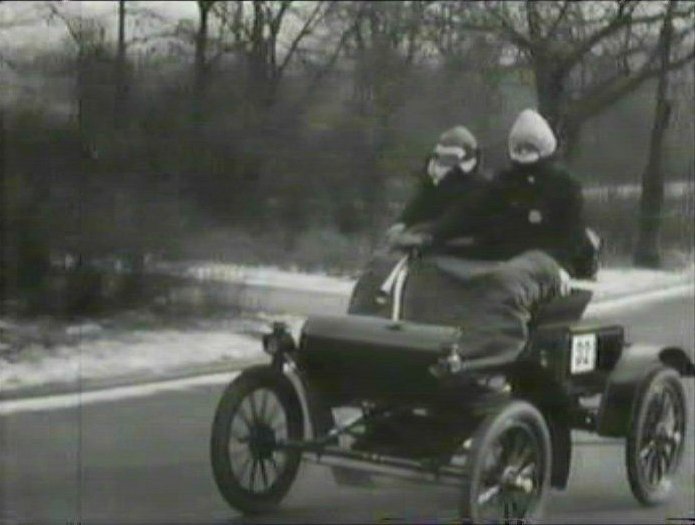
[1,295,693,524]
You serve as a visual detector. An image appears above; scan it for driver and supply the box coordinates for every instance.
[385,125,487,247]
[375,125,488,307]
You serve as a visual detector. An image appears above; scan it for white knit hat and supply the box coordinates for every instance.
[508,109,557,164]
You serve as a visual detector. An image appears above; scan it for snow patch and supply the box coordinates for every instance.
[0,328,262,392]
[156,261,355,294]
[571,265,694,301]
[157,260,694,303]
[65,323,103,337]
[1,263,692,397]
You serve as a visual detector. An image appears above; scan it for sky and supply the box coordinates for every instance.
[0,1,199,51]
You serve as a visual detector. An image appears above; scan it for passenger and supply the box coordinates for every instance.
[482,109,600,279]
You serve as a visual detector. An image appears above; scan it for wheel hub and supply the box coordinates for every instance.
[248,424,276,460]
[500,466,534,494]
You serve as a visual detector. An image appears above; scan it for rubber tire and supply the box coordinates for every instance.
[210,368,303,515]
[626,367,687,506]
[459,400,552,523]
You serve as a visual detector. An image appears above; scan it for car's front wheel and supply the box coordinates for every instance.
[459,400,551,523]
[210,368,303,515]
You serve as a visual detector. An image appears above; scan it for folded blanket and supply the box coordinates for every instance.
[403,251,564,360]
[349,250,565,362]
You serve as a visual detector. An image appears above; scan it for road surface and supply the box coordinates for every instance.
[1,294,693,524]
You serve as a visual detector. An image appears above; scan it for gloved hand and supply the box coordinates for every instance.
[385,223,406,246]
[559,267,572,296]
[392,231,433,249]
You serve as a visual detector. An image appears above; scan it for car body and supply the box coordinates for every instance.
[210,282,693,521]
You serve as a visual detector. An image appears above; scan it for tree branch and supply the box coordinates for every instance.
[126,30,179,48]
[269,0,292,38]
[562,4,693,70]
[276,0,327,78]
[544,0,571,40]
[568,45,695,124]
[297,17,356,105]
[403,1,430,64]
[45,3,82,48]
[485,3,533,50]
[525,0,541,42]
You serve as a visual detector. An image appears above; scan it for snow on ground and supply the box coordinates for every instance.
[157,260,694,302]
[571,264,694,300]
[583,181,693,199]
[0,324,264,393]
[1,264,693,394]
[156,260,356,294]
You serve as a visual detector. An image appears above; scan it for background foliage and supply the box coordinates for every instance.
[1,1,693,313]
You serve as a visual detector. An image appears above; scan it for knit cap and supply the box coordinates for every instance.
[508,109,557,164]
[433,126,478,161]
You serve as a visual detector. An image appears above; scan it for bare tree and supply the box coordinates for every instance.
[207,2,341,195]
[114,0,128,128]
[210,1,337,110]
[634,0,678,267]
[460,0,695,158]
[44,2,108,133]
[170,1,341,121]
[344,1,430,118]
[193,0,217,114]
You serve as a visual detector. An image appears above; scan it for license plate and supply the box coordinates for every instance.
[571,333,597,374]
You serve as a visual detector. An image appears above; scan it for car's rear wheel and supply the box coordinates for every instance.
[626,367,687,506]
[459,400,551,523]
[210,368,303,515]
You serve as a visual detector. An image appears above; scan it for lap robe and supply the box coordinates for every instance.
[348,250,564,361]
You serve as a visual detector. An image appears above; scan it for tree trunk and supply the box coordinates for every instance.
[634,101,671,267]
[534,62,576,159]
[194,1,212,118]
[562,119,582,163]
[0,109,10,307]
[634,2,675,268]
[534,64,563,129]
[114,0,127,128]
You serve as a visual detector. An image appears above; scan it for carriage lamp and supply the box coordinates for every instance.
[446,346,463,373]
[430,342,464,377]
[262,322,296,356]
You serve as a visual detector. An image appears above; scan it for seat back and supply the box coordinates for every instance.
[533,288,593,327]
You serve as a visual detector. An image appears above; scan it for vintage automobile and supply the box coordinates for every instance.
[209,250,694,522]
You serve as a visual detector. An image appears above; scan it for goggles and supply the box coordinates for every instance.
[428,145,478,184]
